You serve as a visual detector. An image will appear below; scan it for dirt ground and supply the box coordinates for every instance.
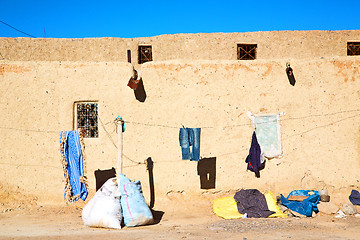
[1,199,360,240]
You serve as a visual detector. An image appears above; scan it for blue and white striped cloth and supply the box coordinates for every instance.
[60,130,88,202]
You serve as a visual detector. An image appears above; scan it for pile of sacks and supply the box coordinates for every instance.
[82,174,153,229]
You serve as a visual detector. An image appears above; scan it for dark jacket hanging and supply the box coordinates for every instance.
[245,131,263,177]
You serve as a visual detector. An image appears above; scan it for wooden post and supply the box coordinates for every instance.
[116,118,124,174]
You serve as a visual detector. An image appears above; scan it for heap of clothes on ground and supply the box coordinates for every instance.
[214,188,360,219]
[213,189,321,219]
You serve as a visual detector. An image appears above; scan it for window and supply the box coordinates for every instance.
[138,45,152,64]
[237,44,257,60]
[75,102,98,138]
[347,42,360,56]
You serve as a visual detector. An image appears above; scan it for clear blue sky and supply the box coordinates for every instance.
[0,0,359,38]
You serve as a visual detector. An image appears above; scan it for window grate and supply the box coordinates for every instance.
[76,103,98,138]
[237,44,257,60]
[347,42,360,56]
[138,45,152,64]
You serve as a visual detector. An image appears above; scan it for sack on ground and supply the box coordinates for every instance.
[82,177,122,229]
[118,174,154,227]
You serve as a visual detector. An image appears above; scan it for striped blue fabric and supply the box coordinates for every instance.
[60,130,88,202]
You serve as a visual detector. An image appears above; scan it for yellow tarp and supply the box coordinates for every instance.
[213,196,244,219]
[265,191,287,218]
[213,191,287,219]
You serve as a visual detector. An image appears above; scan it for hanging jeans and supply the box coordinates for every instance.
[179,128,201,161]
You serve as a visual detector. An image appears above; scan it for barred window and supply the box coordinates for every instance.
[138,45,152,64]
[75,102,98,138]
[237,44,257,60]
[347,42,360,56]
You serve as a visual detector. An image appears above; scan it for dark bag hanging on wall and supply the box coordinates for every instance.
[127,77,141,90]
[286,63,296,86]
[94,167,117,191]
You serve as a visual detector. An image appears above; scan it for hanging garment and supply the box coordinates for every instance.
[247,112,282,159]
[179,128,201,161]
[234,189,275,218]
[253,114,282,158]
[245,131,264,177]
[60,130,88,202]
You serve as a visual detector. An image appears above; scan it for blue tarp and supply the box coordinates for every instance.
[281,190,320,217]
[60,130,88,202]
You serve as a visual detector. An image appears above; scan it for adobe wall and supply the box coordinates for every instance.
[0,30,360,206]
[1,30,360,64]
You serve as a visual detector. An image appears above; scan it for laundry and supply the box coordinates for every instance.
[179,127,201,161]
[247,112,282,159]
[60,130,88,202]
[234,189,275,218]
[245,131,264,177]
[213,191,286,219]
[280,190,320,217]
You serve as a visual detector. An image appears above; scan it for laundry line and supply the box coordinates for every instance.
[123,108,360,130]
[0,126,58,133]
[0,108,358,134]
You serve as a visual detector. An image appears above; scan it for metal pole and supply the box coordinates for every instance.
[116,118,124,174]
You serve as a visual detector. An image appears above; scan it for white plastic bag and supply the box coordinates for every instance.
[82,177,122,229]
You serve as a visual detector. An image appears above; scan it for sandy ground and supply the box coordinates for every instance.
[1,200,360,240]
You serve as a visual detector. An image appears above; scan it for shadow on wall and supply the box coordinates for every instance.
[134,79,147,102]
[197,157,216,189]
[94,167,117,191]
[146,157,165,224]
[146,157,155,209]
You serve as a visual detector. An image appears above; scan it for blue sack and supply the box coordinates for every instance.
[349,190,360,206]
[280,190,320,217]
[118,174,153,227]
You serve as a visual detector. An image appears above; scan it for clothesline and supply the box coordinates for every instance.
[0,108,359,134]
[123,108,360,129]
[2,111,360,169]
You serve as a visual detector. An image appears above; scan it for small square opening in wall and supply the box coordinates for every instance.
[347,42,360,56]
[237,44,257,60]
[75,102,98,138]
[138,45,153,64]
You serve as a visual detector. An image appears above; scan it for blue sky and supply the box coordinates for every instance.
[0,0,359,38]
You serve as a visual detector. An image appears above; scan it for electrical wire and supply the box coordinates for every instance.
[0,20,37,38]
